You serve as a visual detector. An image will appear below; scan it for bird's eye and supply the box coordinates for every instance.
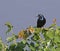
[40,17,44,20]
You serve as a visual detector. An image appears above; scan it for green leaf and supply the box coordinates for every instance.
[46,29,55,39]
[55,29,60,35]
[56,47,60,51]
[15,42,25,51]
[51,47,56,51]
[9,44,16,51]
[54,36,60,43]
[6,34,18,43]
[34,28,41,34]
[29,45,36,51]
[6,36,14,42]
[5,22,13,34]
[0,43,2,51]
[32,34,40,41]
[56,43,60,48]
[22,39,26,44]
[48,24,56,28]
[34,43,39,47]
[44,48,50,51]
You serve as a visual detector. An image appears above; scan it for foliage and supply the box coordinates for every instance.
[0,22,60,51]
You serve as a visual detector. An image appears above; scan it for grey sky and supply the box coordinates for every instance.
[0,0,60,42]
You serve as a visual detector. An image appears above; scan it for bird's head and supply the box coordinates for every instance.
[37,14,44,20]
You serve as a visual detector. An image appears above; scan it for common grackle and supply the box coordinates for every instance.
[37,14,46,28]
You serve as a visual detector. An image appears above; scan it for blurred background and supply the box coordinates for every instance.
[0,0,60,42]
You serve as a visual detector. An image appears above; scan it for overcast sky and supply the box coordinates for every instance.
[0,0,60,42]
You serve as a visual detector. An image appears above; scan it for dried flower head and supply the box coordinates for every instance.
[53,18,56,24]
[28,26,35,33]
[18,30,25,39]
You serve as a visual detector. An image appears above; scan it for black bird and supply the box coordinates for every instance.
[37,14,46,28]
